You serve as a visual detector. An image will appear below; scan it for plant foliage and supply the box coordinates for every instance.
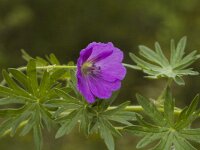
[129,36,200,85]
[0,59,67,150]
[0,51,136,150]
[125,87,200,150]
[0,37,200,150]
[53,91,136,150]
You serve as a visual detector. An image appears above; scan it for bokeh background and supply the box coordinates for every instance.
[1,0,200,149]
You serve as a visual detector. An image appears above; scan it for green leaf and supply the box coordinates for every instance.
[68,69,79,95]
[0,118,14,136]
[174,50,198,70]
[2,70,27,94]
[54,88,79,103]
[174,133,197,150]
[0,65,62,150]
[129,53,161,71]
[135,114,156,128]
[33,125,43,150]
[105,111,135,126]
[9,68,30,90]
[154,42,169,67]
[0,105,27,117]
[129,37,199,85]
[139,45,163,66]
[79,109,90,135]
[40,106,53,132]
[47,53,60,65]
[105,90,119,105]
[44,99,80,109]
[50,68,67,82]
[0,53,71,150]
[101,118,121,137]
[39,71,50,97]
[174,36,187,63]
[27,59,38,95]
[136,94,165,125]
[0,86,31,102]
[0,97,25,105]
[0,85,13,97]
[103,101,130,116]
[55,109,82,138]
[21,49,33,62]
[20,113,36,136]
[99,118,115,150]
[174,76,185,86]
[10,111,31,136]
[170,39,176,64]
[126,91,200,150]
[125,125,167,136]
[152,132,174,150]
[136,133,164,149]
[2,70,34,101]
[175,94,200,130]
[35,56,49,66]
[186,94,199,117]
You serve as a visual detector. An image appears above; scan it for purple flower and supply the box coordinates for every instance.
[76,42,126,103]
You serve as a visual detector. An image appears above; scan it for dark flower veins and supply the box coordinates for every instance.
[76,42,126,103]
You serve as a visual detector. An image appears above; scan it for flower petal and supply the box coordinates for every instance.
[78,47,93,66]
[88,42,123,62]
[106,79,121,91]
[77,74,95,103]
[89,49,113,62]
[98,62,126,81]
[88,76,121,99]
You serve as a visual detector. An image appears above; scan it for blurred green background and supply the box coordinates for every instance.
[1,0,200,149]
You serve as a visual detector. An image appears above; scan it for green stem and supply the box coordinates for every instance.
[18,65,77,71]
[18,63,133,71]
[108,105,181,115]
[0,63,134,85]
[156,78,173,104]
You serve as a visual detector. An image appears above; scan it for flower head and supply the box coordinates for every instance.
[76,42,126,103]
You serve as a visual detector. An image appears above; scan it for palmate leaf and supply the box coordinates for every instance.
[129,36,200,85]
[55,108,83,138]
[21,50,74,83]
[125,88,200,150]
[21,49,60,66]
[54,88,136,150]
[88,101,136,150]
[0,59,68,150]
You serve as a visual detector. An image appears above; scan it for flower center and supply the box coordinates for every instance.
[81,61,100,76]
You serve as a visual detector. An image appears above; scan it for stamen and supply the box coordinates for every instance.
[81,61,101,76]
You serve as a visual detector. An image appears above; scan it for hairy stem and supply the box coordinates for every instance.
[18,65,77,71]
[156,78,173,104]
[18,63,134,71]
[108,105,181,115]
[0,63,134,85]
